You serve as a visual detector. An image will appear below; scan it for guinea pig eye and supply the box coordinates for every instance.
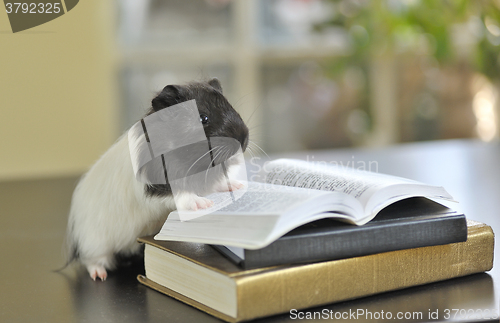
[200,114,209,125]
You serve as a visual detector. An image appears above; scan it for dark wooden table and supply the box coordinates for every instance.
[1,139,499,322]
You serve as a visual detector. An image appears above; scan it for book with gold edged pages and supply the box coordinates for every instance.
[137,220,494,323]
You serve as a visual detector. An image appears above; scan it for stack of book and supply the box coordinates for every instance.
[137,159,495,322]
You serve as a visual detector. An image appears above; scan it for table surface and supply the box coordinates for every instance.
[1,139,499,323]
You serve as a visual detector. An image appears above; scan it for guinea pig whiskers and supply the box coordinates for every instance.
[202,146,224,178]
[232,91,255,113]
[210,146,227,165]
[248,124,266,134]
[246,146,256,159]
[249,140,269,159]
[245,102,262,125]
[184,146,221,179]
[223,148,233,164]
[250,147,259,159]
[204,146,227,184]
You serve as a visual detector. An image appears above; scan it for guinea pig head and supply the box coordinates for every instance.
[146,78,249,195]
[150,78,249,155]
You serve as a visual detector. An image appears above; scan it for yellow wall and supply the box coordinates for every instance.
[0,0,118,180]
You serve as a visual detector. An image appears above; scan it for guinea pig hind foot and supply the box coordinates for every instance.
[87,264,107,281]
[84,255,113,281]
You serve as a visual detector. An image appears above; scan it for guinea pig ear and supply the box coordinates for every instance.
[152,85,181,112]
[208,78,223,93]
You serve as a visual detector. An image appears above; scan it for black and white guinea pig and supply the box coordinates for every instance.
[65,78,249,281]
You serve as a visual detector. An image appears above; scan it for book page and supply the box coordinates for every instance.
[155,182,347,249]
[177,182,330,216]
[258,159,422,213]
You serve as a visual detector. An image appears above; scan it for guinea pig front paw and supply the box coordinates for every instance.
[215,179,244,192]
[87,264,108,281]
[176,193,214,211]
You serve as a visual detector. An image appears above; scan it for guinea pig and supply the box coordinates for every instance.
[65,78,249,281]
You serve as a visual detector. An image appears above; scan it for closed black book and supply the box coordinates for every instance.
[212,197,467,269]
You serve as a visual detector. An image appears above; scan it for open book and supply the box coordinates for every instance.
[154,159,455,249]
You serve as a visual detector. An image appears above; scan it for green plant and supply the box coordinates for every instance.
[318,0,500,81]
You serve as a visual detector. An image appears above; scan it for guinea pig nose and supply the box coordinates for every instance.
[240,134,249,152]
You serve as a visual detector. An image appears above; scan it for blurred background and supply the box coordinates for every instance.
[1,2,500,321]
[1,0,500,180]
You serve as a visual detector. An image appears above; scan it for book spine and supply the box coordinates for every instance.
[243,215,467,269]
[235,221,493,321]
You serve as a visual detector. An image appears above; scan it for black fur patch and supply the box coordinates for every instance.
[145,183,172,198]
[143,78,249,198]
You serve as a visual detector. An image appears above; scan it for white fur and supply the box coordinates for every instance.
[67,134,176,280]
[67,133,243,280]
